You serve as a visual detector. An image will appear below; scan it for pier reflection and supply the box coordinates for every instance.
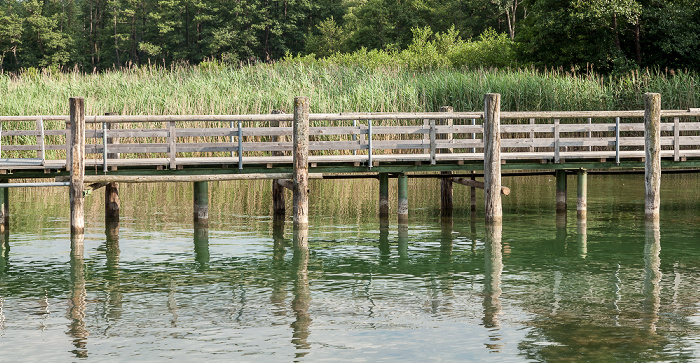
[440,219,453,263]
[577,219,588,259]
[68,235,88,358]
[291,244,311,358]
[483,223,503,352]
[378,220,390,265]
[643,221,661,333]
[104,222,123,322]
[271,218,288,315]
[193,225,210,270]
[398,223,408,267]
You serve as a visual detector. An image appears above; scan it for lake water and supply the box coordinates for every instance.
[1,174,699,362]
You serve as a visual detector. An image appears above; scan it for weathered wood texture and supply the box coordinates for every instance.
[484,94,502,223]
[56,173,323,183]
[645,93,661,221]
[293,97,310,227]
[379,173,389,219]
[105,182,120,220]
[439,106,453,217]
[69,98,85,235]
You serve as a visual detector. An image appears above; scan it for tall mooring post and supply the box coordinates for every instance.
[644,93,661,222]
[69,97,86,236]
[293,97,310,228]
[484,93,502,223]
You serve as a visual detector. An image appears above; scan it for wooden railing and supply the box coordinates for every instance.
[1,109,700,170]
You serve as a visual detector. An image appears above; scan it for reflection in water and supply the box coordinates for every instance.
[68,235,88,358]
[398,224,408,267]
[194,225,210,270]
[168,280,179,327]
[555,211,567,246]
[271,219,288,315]
[643,221,661,333]
[440,219,453,263]
[378,220,390,265]
[104,224,123,324]
[483,223,503,352]
[291,246,311,358]
[577,219,588,259]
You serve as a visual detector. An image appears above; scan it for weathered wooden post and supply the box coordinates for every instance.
[577,169,587,219]
[644,93,661,222]
[484,93,502,223]
[272,109,287,216]
[193,181,209,226]
[69,97,85,236]
[397,173,408,223]
[379,173,389,219]
[556,169,567,212]
[293,97,310,228]
[439,106,453,218]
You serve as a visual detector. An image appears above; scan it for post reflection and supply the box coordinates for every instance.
[271,217,287,315]
[291,244,311,358]
[398,223,408,267]
[378,220,390,265]
[440,219,453,263]
[483,223,503,352]
[194,225,210,270]
[643,221,661,333]
[105,222,123,322]
[577,219,587,259]
[68,235,88,358]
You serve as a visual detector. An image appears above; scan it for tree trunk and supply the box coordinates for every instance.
[635,17,642,65]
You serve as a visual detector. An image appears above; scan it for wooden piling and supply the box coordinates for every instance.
[644,93,661,222]
[397,173,408,223]
[69,97,85,236]
[556,169,567,212]
[484,93,502,223]
[577,169,587,219]
[293,97,310,228]
[193,181,209,225]
[379,173,389,219]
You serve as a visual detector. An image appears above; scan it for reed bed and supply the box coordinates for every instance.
[0,64,698,159]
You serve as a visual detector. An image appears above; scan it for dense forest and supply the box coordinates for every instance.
[0,0,699,73]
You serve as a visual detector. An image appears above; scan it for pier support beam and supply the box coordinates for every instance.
[105,183,120,221]
[644,93,661,222]
[272,110,287,217]
[293,97,310,228]
[69,97,85,236]
[397,173,408,223]
[484,93,502,223]
[193,181,209,226]
[379,173,389,219]
[577,169,587,219]
[556,169,567,212]
[441,174,453,218]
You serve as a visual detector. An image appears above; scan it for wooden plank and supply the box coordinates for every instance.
[57,173,324,183]
[168,121,176,169]
[674,117,680,162]
[452,177,510,195]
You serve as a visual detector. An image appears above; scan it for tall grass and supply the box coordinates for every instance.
[1,63,698,117]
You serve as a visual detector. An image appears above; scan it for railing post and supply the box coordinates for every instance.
[615,117,621,165]
[673,117,680,162]
[168,121,177,169]
[644,93,661,222]
[293,97,310,228]
[484,93,502,223]
[69,97,85,236]
[554,118,560,163]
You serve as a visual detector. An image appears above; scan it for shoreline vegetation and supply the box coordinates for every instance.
[0,60,698,117]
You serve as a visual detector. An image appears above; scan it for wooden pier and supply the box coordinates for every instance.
[0,93,698,238]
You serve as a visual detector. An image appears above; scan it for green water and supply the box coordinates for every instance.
[0,174,699,362]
